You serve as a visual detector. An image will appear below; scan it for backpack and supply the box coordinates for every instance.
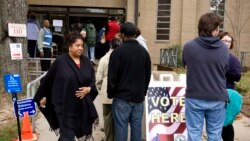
[85,23,96,38]
[85,23,96,46]
[224,89,243,126]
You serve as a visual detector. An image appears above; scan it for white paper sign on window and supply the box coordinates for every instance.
[53,19,63,27]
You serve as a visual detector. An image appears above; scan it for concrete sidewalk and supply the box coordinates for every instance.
[233,114,250,141]
[34,95,250,141]
[202,113,250,141]
[34,94,105,141]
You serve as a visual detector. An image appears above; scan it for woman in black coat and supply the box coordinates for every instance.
[219,32,242,141]
[34,32,98,141]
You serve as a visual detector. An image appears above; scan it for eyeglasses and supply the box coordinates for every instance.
[222,40,232,44]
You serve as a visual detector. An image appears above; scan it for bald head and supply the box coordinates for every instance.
[43,19,50,28]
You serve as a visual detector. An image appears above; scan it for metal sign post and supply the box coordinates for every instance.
[12,93,22,141]
[3,74,22,141]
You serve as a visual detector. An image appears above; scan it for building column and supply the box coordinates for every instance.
[126,0,136,23]
[181,0,198,45]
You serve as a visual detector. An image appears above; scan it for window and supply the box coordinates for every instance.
[29,6,67,12]
[156,0,171,41]
[210,0,225,31]
[70,8,107,14]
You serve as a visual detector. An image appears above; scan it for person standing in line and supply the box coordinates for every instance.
[219,32,242,90]
[85,20,96,65]
[96,38,122,141]
[135,27,148,51]
[95,22,107,59]
[221,89,242,141]
[107,22,151,141]
[219,32,242,141]
[34,32,98,141]
[37,19,53,71]
[80,29,88,57]
[182,12,229,141]
[104,17,120,55]
[27,12,40,58]
[70,17,83,33]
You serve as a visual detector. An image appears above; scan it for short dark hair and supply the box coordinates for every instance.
[29,12,36,19]
[218,31,234,49]
[43,19,49,23]
[109,16,116,21]
[65,32,85,52]
[110,38,122,49]
[135,27,141,37]
[198,12,222,36]
[120,22,136,37]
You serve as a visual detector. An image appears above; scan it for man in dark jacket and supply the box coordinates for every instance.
[182,12,229,141]
[107,22,151,141]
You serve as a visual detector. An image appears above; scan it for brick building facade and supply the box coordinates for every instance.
[28,0,250,66]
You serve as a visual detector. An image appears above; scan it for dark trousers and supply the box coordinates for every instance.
[40,48,52,71]
[222,124,234,141]
[56,113,76,141]
[28,40,37,58]
[95,42,105,59]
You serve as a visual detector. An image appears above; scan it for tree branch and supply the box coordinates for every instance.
[224,9,236,34]
[239,16,250,33]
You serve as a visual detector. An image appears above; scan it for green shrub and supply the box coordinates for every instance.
[236,71,250,96]
[166,44,183,68]
[0,121,17,141]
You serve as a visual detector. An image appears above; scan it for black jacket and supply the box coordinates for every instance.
[34,53,98,138]
[107,39,151,103]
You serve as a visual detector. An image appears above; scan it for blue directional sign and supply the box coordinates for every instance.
[14,98,36,118]
[3,74,22,93]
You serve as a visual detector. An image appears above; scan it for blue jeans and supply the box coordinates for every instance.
[185,98,226,141]
[112,98,144,141]
[84,45,88,58]
[88,46,95,61]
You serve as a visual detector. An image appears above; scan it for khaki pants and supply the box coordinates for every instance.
[142,102,146,141]
[103,104,114,141]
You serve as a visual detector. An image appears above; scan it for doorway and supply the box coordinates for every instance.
[69,16,108,33]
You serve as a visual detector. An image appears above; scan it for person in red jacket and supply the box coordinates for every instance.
[104,17,120,54]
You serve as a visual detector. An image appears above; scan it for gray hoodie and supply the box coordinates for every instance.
[183,36,229,101]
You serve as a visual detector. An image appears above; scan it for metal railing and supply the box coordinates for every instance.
[26,72,47,132]
[28,57,56,79]
[27,57,56,131]
[159,48,178,67]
